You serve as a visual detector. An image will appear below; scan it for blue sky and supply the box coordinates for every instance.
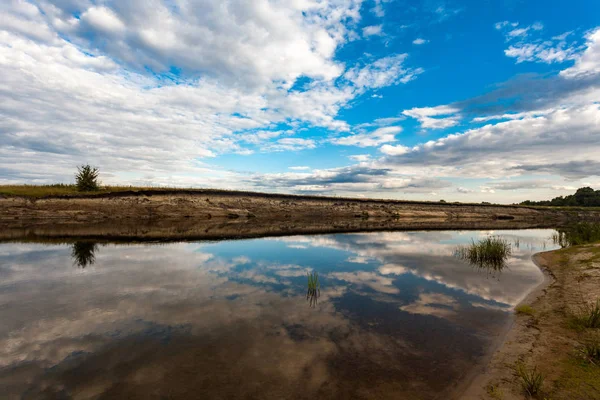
[1,0,599,203]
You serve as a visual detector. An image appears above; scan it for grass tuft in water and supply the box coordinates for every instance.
[306,271,320,307]
[71,241,98,268]
[515,362,545,397]
[455,236,512,272]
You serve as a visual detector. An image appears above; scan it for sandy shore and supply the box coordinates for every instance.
[1,191,599,238]
[462,244,600,399]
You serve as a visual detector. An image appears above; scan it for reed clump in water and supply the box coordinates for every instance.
[307,271,320,307]
[455,236,512,271]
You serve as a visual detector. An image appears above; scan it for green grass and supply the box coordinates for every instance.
[579,337,600,365]
[516,305,535,316]
[552,223,600,247]
[306,271,320,307]
[455,236,512,271]
[485,384,504,399]
[578,299,600,329]
[515,363,545,398]
[0,184,171,198]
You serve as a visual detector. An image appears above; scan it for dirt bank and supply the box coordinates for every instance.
[1,191,598,239]
[463,245,600,399]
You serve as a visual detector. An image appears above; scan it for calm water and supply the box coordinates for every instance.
[0,230,557,399]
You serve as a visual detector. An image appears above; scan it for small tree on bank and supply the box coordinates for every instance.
[75,165,100,192]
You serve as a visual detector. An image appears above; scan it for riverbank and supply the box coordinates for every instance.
[1,190,599,236]
[464,244,600,399]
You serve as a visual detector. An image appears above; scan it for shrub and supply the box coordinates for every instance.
[75,165,100,192]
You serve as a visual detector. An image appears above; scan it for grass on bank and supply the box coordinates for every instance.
[0,184,190,198]
[552,222,600,247]
[515,363,545,398]
[516,305,535,316]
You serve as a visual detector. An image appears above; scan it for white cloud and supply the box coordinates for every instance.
[383,104,600,181]
[561,28,600,78]
[412,38,428,45]
[333,126,401,147]
[349,154,371,162]
[380,144,410,156]
[499,21,581,65]
[344,54,423,88]
[266,138,316,152]
[289,166,311,171]
[402,105,460,129]
[362,25,383,37]
[0,1,426,185]
[80,6,126,35]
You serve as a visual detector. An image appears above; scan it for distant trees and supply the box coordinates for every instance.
[521,187,600,207]
[75,165,100,192]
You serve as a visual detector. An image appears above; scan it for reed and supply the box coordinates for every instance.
[306,271,320,307]
[455,236,512,271]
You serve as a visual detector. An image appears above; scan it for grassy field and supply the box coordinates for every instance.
[0,185,191,198]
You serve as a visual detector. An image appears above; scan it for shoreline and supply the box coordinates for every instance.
[461,245,600,399]
[2,191,599,236]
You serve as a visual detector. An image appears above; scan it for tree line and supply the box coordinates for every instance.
[521,187,600,207]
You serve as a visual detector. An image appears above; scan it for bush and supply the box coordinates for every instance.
[75,165,100,192]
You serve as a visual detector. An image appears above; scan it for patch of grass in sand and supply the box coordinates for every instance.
[553,355,600,398]
[515,305,535,316]
[515,363,545,398]
[485,384,504,399]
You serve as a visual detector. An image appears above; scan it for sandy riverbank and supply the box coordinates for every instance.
[462,244,600,399]
[1,191,599,237]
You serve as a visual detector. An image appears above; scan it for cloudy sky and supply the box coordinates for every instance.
[1,0,599,202]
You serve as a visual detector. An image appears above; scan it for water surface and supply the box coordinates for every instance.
[0,230,557,399]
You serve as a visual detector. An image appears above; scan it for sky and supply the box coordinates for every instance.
[0,0,599,203]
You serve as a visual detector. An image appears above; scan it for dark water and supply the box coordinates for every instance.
[0,230,557,399]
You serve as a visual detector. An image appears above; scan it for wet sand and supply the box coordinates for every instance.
[462,245,600,399]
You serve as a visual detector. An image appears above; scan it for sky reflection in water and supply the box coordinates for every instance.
[0,229,557,399]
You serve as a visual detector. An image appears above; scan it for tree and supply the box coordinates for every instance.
[75,165,100,192]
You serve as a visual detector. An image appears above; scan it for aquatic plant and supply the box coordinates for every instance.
[552,223,600,247]
[455,236,512,272]
[75,164,100,192]
[306,271,320,307]
[71,241,98,268]
[515,363,544,397]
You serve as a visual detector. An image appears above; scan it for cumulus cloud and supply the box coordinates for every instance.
[402,105,460,129]
[412,38,428,45]
[0,0,425,186]
[561,28,600,78]
[383,104,600,180]
[344,54,423,88]
[363,25,383,37]
[333,126,401,147]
